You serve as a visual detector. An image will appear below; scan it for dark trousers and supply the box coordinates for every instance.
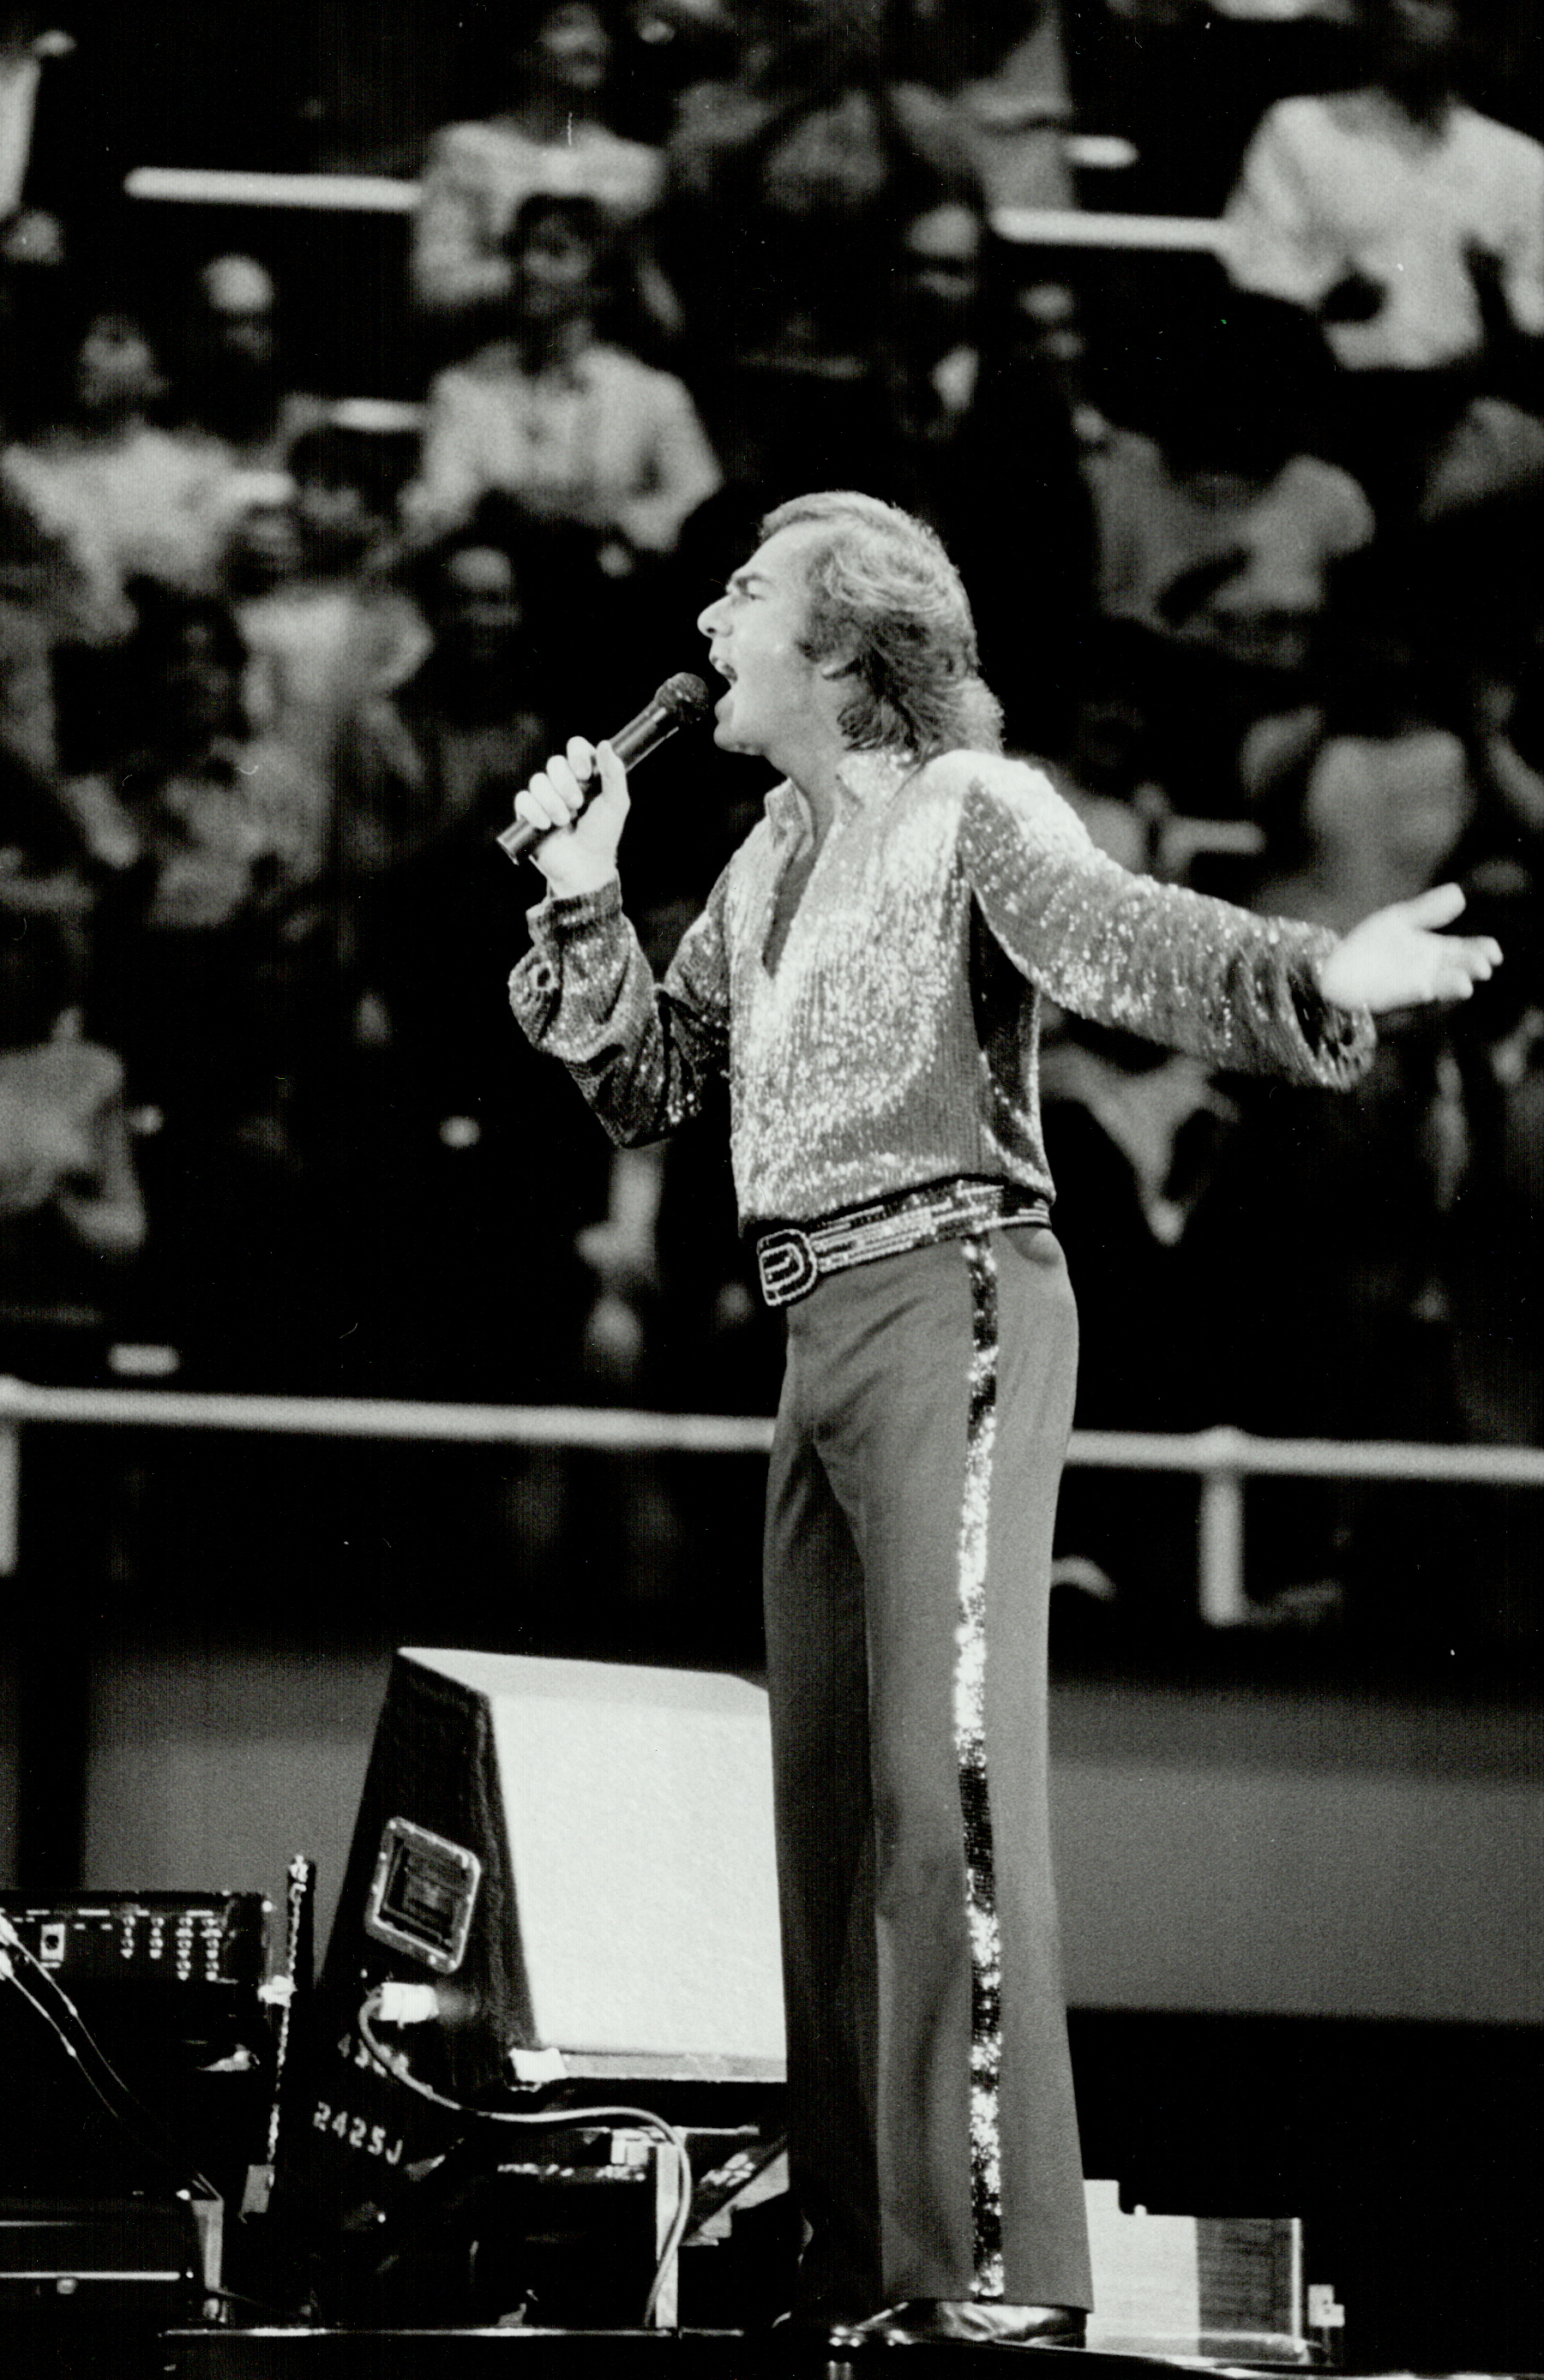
[762,1225,1091,2317]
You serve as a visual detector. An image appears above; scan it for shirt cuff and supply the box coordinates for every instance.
[526,876,623,938]
[1289,942,1375,1078]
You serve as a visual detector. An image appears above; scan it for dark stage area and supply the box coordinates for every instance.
[4,1984,1543,2374]
[1067,2009,1544,2377]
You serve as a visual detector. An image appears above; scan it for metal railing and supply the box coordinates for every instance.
[4,1376,1542,1627]
[123,165,1227,258]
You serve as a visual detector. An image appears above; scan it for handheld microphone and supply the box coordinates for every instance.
[496,672,712,863]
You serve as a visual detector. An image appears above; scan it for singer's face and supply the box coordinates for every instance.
[696,526,826,765]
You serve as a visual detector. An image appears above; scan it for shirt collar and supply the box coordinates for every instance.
[765,744,919,842]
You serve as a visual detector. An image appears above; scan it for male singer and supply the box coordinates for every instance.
[506,491,1499,2347]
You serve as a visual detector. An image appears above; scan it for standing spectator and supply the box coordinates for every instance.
[404,192,719,570]
[1223,0,1544,518]
[411,2,664,342]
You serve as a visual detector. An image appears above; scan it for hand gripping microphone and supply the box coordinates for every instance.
[496,672,712,863]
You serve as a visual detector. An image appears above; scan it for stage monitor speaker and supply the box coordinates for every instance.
[340,1646,785,2069]
[274,1651,785,2313]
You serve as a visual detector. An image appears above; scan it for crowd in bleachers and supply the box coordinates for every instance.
[3,0,1544,1628]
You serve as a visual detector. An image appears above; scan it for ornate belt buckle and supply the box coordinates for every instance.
[756,1226,820,1309]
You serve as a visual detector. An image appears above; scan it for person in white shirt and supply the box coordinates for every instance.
[404,192,719,568]
[1223,0,1544,512]
[410,1,664,336]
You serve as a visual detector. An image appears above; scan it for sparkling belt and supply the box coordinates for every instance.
[752,1178,1049,1310]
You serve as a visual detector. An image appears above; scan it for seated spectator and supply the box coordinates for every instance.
[411,2,664,339]
[2,292,232,631]
[1041,1005,1238,1613]
[881,195,1096,758]
[79,582,341,1380]
[167,254,330,472]
[1472,620,1544,860]
[2,465,103,781]
[403,191,720,567]
[661,0,983,493]
[1223,0,1544,519]
[83,583,327,959]
[2,165,70,436]
[905,1,1078,210]
[327,497,607,1399]
[1083,291,1373,806]
[338,493,556,1031]
[1241,651,1476,931]
[0,903,145,1382]
[229,423,428,796]
[0,630,102,988]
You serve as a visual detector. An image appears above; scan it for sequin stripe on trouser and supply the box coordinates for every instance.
[761,1225,1091,2319]
[957,1228,1005,2292]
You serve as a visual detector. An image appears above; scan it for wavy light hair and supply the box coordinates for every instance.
[760,490,1003,758]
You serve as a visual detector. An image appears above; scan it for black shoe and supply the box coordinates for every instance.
[827,2299,1086,2350]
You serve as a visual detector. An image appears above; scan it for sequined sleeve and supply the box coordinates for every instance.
[508,871,731,1145]
[957,758,1373,1084]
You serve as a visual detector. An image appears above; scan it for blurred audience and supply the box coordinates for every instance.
[0,3,121,272]
[411,2,665,341]
[1,291,231,632]
[881,195,1096,758]
[660,0,984,493]
[1241,638,1477,930]
[0,0,1539,1644]
[1082,291,1373,807]
[1223,0,1544,520]
[227,423,425,805]
[326,495,611,1400]
[168,254,330,471]
[71,580,343,1381]
[907,1,1079,209]
[0,902,145,1380]
[336,494,556,1063]
[404,190,720,567]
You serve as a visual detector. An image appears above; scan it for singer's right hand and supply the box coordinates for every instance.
[512,735,630,895]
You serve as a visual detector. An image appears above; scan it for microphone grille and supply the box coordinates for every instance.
[658,672,712,723]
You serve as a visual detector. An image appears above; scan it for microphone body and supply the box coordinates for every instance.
[497,672,712,863]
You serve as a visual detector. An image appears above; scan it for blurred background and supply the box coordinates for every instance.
[3,3,1544,2362]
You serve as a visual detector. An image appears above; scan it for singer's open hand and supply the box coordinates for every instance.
[1315,884,1502,1014]
[511,735,630,896]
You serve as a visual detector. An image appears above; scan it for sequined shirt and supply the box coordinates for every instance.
[508,746,1373,1229]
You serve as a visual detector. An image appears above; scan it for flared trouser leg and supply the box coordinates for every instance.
[762,1225,1090,2317]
